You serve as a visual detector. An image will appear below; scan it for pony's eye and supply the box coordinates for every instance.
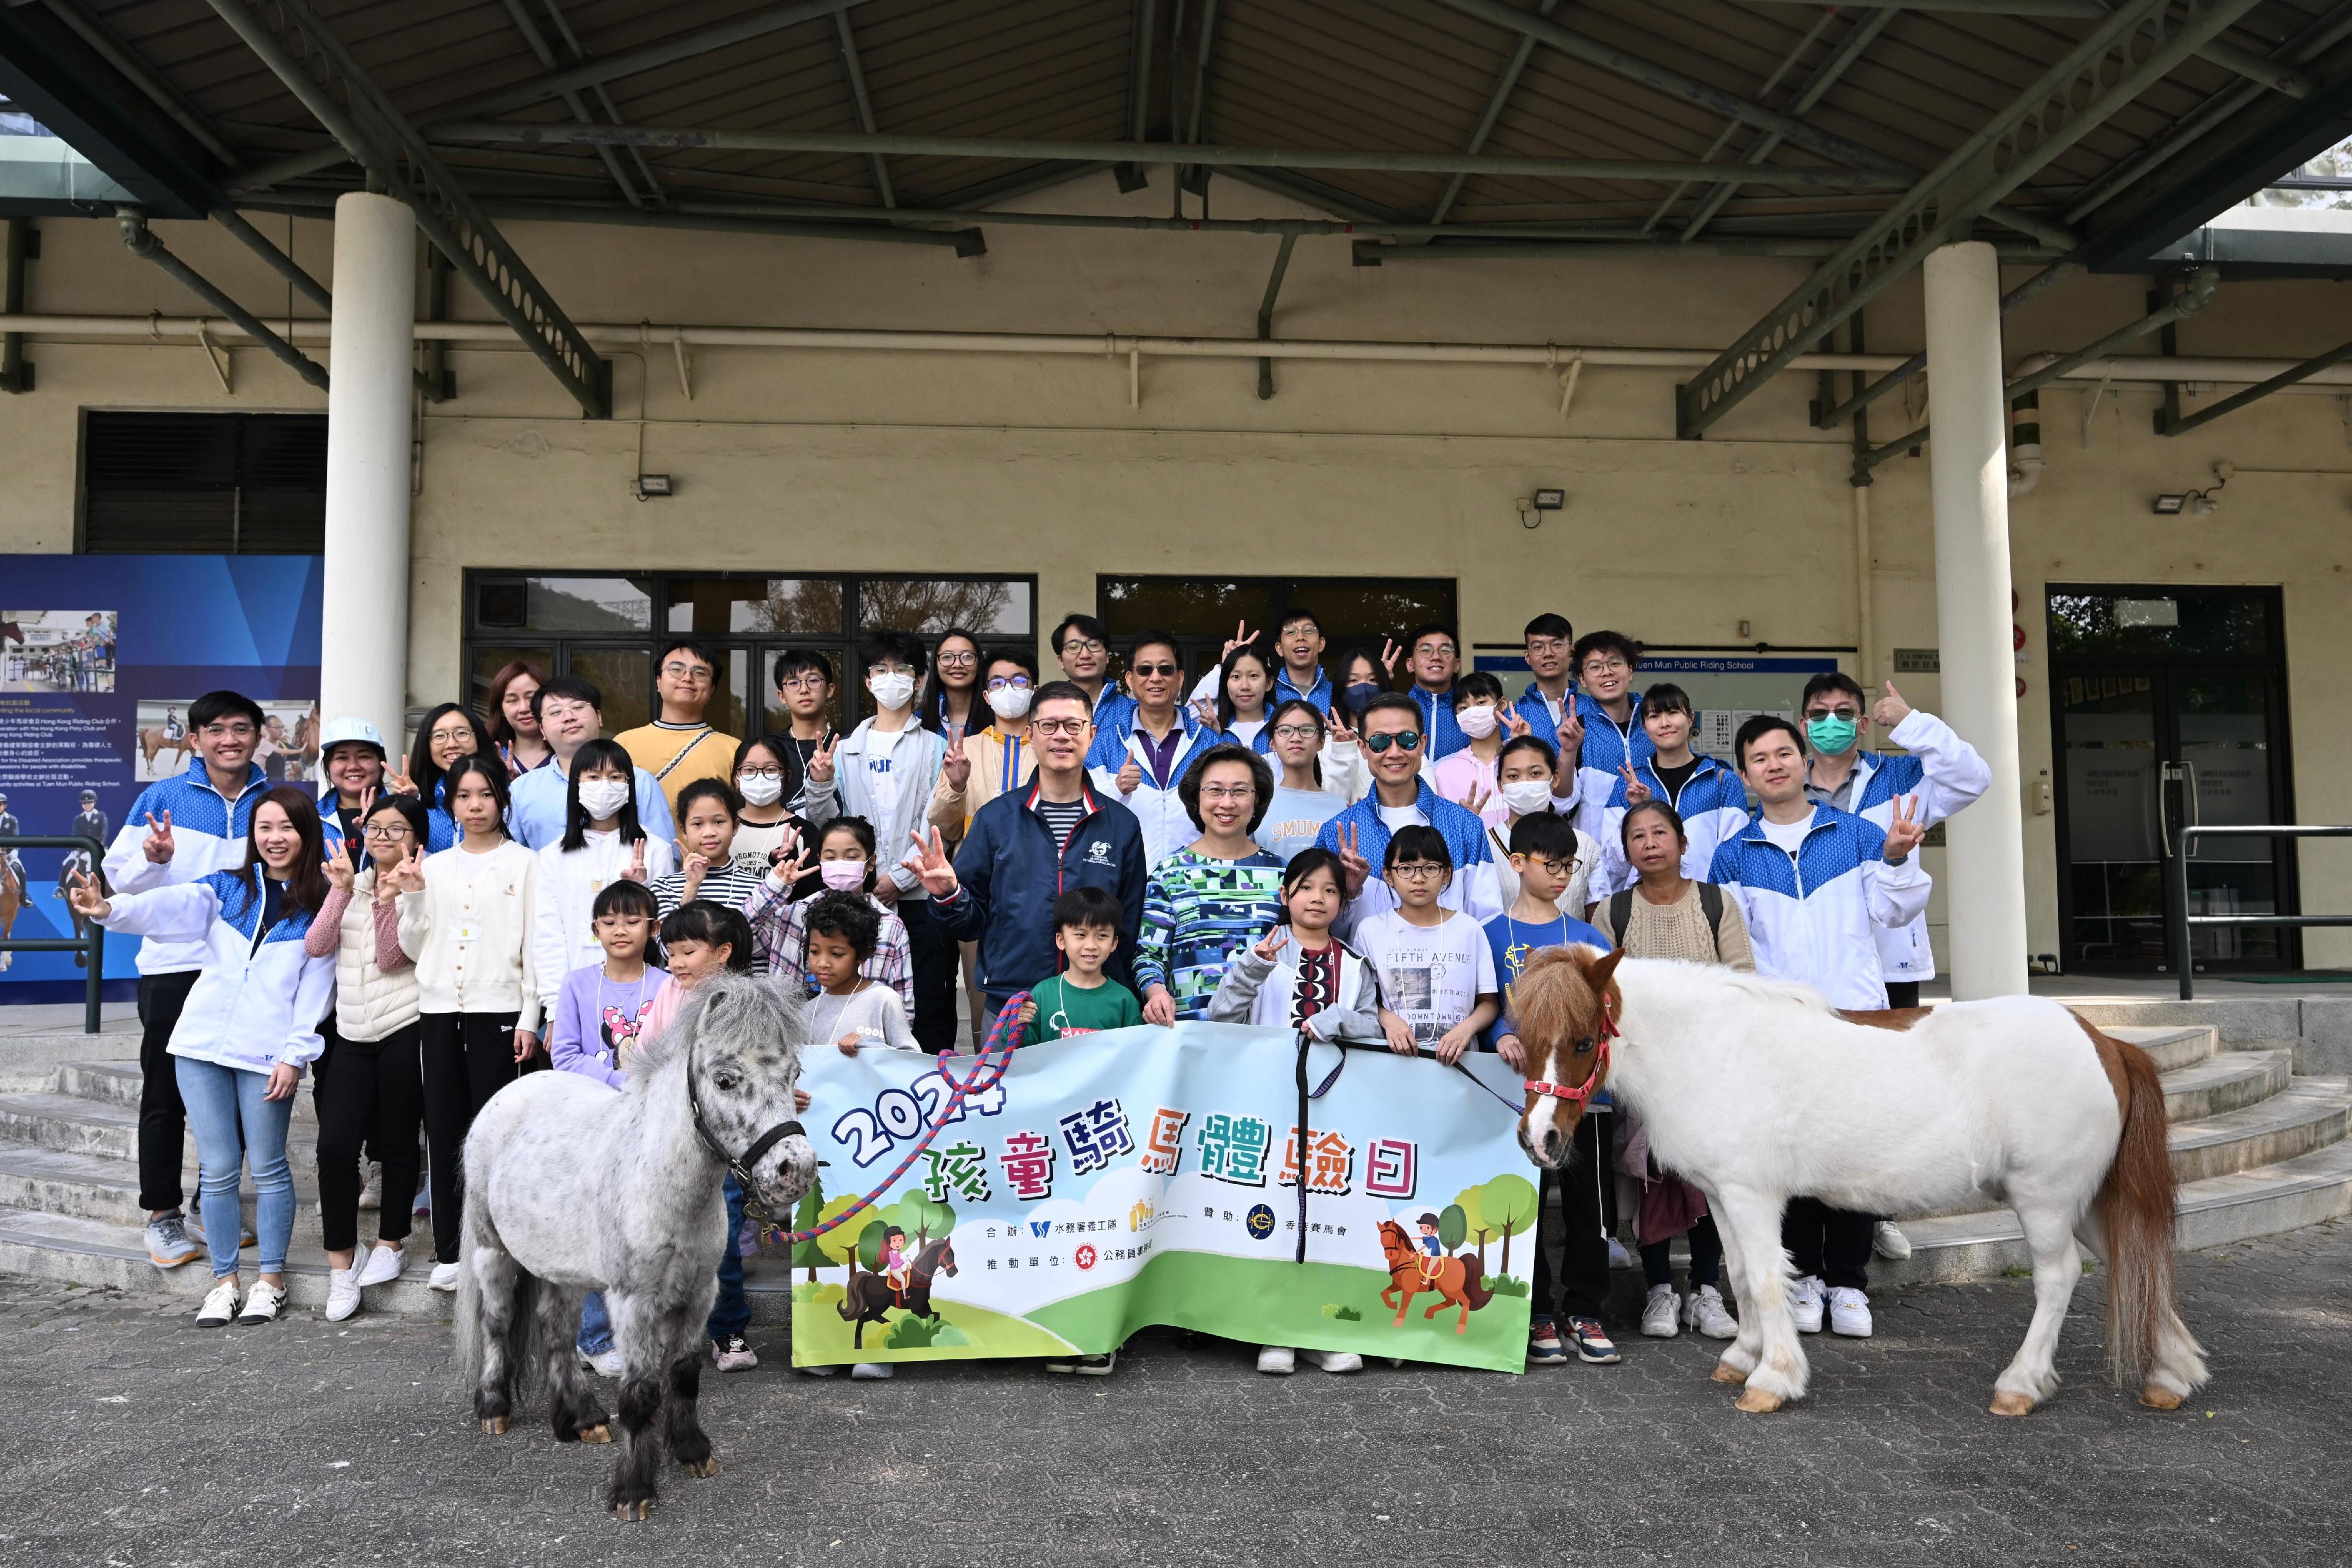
[1573,1040,1594,1055]
[714,1072,740,1091]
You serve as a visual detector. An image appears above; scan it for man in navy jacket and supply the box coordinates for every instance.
[910,681,1147,1039]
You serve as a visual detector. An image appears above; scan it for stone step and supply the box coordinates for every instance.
[50,1059,320,1124]
[2107,1024,2217,1074]
[2161,1048,2293,1123]
[0,1139,326,1224]
[2168,1077,2352,1183]
[0,1088,336,1168]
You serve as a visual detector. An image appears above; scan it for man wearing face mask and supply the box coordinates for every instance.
[836,631,954,1050]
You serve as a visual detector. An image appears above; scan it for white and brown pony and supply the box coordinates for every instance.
[1511,946,2206,1417]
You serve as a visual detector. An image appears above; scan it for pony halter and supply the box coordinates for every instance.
[1525,996,1619,1104]
[685,1045,804,1220]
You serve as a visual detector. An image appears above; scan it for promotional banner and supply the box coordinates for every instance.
[1,555,322,1001]
[787,1024,1538,1373]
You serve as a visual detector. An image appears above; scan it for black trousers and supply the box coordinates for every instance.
[420,1011,520,1264]
[1783,1197,1874,1292]
[1884,981,1921,1009]
[1532,1111,1616,1322]
[135,969,200,1213]
[1641,1214,1722,1290]
[318,1022,425,1254]
[900,897,960,1054]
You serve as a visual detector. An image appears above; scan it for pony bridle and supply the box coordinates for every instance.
[1525,996,1618,1105]
[684,1047,805,1213]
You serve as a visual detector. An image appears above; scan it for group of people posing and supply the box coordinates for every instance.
[78,603,1988,1379]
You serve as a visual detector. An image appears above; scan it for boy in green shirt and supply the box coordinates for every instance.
[1017,886,1144,1044]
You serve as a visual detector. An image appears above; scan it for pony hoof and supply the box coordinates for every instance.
[479,1416,509,1436]
[1710,1363,1749,1385]
[1989,1391,2036,1417]
[2140,1386,2186,1411]
[683,1457,720,1479]
[1735,1386,1785,1414]
[579,1424,612,1445]
[612,1500,654,1522]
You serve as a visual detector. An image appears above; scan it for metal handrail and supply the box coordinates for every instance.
[0,835,108,1034]
[2170,824,2352,999]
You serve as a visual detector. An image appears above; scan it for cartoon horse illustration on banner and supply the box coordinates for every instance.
[1375,1219,1492,1333]
[839,1238,958,1349]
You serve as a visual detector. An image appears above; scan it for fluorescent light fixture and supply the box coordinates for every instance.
[2151,493,2186,514]
[634,473,674,500]
[1532,488,1565,511]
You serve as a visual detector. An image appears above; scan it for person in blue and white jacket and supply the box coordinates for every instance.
[1317,694,1501,935]
[1087,630,1220,870]
[1706,714,1929,1345]
[1592,683,1751,895]
[836,630,953,1051]
[101,688,272,1274]
[72,784,336,1328]
[1798,673,1992,1008]
[1552,630,1654,845]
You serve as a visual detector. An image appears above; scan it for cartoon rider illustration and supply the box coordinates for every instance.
[880,1224,911,1296]
[1415,1212,1444,1281]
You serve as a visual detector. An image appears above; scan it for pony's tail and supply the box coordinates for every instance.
[1458,1256,1494,1311]
[2094,1035,2180,1388]
[836,1258,860,1320]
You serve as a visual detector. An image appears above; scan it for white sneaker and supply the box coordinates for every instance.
[849,1362,894,1379]
[1640,1283,1681,1338]
[1872,1221,1912,1261]
[1306,1350,1363,1374]
[1790,1273,1826,1334]
[353,1244,407,1288]
[356,1161,383,1212]
[427,1261,461,1293]
[325,1267,362,1322]
[586,1349,626,1379]
[796,1363,840,1378]
[196,1278,240,1328]
[1606,1238,1633,1271]
[1255,1346,1297,1376]
[1683,1285,1738,1340]
[236,1281,288,1325]
[1829,1286,1873,1338]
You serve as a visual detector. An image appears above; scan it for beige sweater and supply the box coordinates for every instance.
[1592,879,1755,971]
[397,839,542,1030]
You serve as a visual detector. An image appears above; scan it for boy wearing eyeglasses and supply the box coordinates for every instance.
[1552,630,1654,844]
[616,636,739,818]
[931,648,1040,838]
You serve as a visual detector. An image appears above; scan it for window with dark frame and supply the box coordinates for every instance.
[463,570,1038,740]
[79,412,329,554]
[1096,576,1459,686]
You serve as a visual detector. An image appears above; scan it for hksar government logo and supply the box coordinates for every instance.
[1245,1204,1276,1241]
[1075,1245,1098,1271]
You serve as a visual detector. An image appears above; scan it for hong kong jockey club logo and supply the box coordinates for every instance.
[1075,1244,1098,1271]
[1245,1203,1276,1241]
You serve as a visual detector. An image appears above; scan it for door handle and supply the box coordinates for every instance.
[2158,761,2181,859]
[2180,760,2201,827]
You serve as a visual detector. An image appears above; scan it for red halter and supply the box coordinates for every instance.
[1525,997,1618,1104]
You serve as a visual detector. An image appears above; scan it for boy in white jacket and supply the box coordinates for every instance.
[834,630,951,1050]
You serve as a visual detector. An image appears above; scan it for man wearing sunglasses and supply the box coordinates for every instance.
[1315,693,1500,934]
[1085,631,1221,870]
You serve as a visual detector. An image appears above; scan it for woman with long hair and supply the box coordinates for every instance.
[1210,644,1276,751]
[69,785,335,1326]
[484,659,552,777]
[528,738,677,1035]
[399,701,490,851]
[918,627,983,743]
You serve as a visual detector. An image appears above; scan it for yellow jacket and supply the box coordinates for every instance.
[928,724,1039,843]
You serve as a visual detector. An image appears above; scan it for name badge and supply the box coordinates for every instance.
[453,922,479,944]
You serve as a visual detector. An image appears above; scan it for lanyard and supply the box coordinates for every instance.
[1501,914,1568,1014]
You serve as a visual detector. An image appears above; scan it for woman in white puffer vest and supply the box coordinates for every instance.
[309,791,429,1321]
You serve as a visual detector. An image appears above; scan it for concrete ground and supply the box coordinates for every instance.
[0,1223,2344,1568]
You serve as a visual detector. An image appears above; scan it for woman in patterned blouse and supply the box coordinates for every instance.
[1132,745,1287,1024]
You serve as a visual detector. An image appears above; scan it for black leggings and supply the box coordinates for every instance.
[420,1011,520,1265]
[135,969,200,1213]
[317,1022,424,1254]
[1640,1213,1722,1289]
[1532,1112,1616,1321]
[1783,1198,1874,1292]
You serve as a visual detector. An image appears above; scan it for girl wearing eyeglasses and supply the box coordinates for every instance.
[398,701,490,852]
[918,626,985,742]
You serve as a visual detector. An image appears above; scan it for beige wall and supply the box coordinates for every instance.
[6,174,2352,965]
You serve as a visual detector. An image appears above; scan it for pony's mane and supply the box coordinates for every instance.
[628,972,805,1081]
[1509,944,1616,1051]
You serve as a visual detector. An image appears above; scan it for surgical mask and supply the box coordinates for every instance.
[1805,714,1859,755]
[1343,681,1382,714]
[986,684,1034,720]
[1455,704,1500,740]
[1499,779,1553,815]
[736,772,784,807]
[820,860,868,892]
[577,778,630,818]
[870,671,916,711]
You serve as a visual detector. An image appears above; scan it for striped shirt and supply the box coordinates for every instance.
[649,865,767,920]
[1133,846,1287,1019]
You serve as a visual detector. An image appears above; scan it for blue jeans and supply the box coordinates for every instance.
[707,1175,749,1343]
[174,1055,295,1278]
[579,1292,612,1355]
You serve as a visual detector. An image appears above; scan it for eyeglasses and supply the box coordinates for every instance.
[1362,731,1423,754]
[1804,705,1860,721]
[985,676,1034,691]
[938,650,977,666]
[1525,637,1568,656]
[199,722,256,738]
[1388,862,1448,881]
[738,767,783,781]
[1130,663,1180,677]
[662,662,713,683]
[1582,657,1633,676]
[1272,723,1323,741]
[1033,717,1088,736]
[778,675,828,693]
[1415,643,1458,660]
[1199,784,1257,802]
[427,727,474,745]
[1519,854,1576,877]
[1060,638,1107,656]
[362,823,412,840]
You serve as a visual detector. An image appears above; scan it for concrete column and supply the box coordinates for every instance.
[1923,240,2029,999]
[320,192,416,750]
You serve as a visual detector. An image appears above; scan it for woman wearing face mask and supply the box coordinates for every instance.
[527,738,677,1038]
[1482,735,1598,917]
[397,701,490,851]
[743,814,913,1007]
[1431,672,1525,827]
[930,648,1038,1045]
[727,735,822,884]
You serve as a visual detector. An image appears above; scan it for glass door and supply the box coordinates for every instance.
[2049,587,2296,974]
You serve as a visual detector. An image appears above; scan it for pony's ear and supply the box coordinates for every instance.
[1586,945,1625,992]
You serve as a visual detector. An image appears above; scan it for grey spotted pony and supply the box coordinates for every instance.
[455,973,817,1520]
